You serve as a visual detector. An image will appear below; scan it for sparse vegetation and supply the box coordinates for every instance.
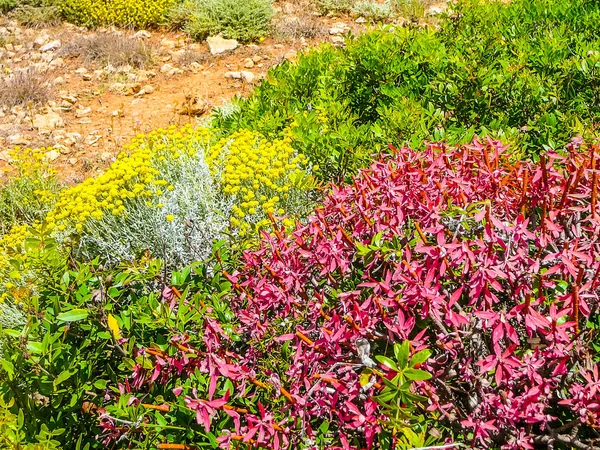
[274,10,328,40]
[61,32,156,68]
[0,70,52,108]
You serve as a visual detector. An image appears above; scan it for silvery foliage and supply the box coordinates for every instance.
[351,0,391,18]
[77,140,233,267]
[0,302,25,357]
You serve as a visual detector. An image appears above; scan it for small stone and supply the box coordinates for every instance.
[33,35,49,49]
[74,67,88,74]
[189,62,204,71]
[252,55,263,63]
[160,63,174,73]
[7,134,29,145]
[93,69,106,80]
[331,36,345,44]
[82,73,92,81]
[273,44,284,49]
[161,38,177,49]
[53,76,65,85]
[68,157,77,165]
[44,149,60,162]
[142,85,154,94]
[132,30,151,39]
[355,16,367,23]
[240,71,255,83]
[5,43,13,51]
[78,118,92,124]
[39,40,61,52]
[100,152,112,161]
[243,58,254,68]
[224,71,242,79]
[61,94,77,104]
[111,109,124,117]
[75,107,91,118]
[49,57,65,69]
[86,134,101,145]
[207,35,238,55]
[33,111,64,134]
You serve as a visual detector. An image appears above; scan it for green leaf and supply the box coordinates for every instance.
[3,329,21,338]
[403,368,432,381]
[375,355,398,371]
[57,309,89,322]
[394,341,409,369]
[27,341,43,354]
[93,379,107,390]
[54,370,74,388]
[1,359,14,380]
[409,349,431,367]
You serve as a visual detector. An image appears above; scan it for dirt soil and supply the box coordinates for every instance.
[0,2,446,184]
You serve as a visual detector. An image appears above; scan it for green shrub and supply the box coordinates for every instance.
[0,0,16,14]
[214,0,600,181]
[0,148,59,235]
[167,0,273,42]
[10,4,62,27]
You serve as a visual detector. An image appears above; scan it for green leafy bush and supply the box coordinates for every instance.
[167,0,274,42]
[215,0,600,180]
[0,147,60,235]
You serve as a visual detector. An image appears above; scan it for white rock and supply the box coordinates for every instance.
[224,71,242,79]
[142,85,154,94]
[49,57,65,69]
[243,58,254,68]
[33,111,64,134]
[240,71,255,83]
[7,134,29,145]
[39,40,61,52]
[75,67,88,74]
[252,55,263,63]
[207,35,238,55]
[132,30,151,39]
[356,16,367,23]
[44,149,60,162]
[33,35,49,49]
[161,38,177,49]
[160,63,174,73]
[331,36,345,44]
[75,107,91,118]
[61,94,77,104]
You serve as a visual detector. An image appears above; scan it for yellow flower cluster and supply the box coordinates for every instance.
[206,129,309,236]
[4,146,57,180]
[45,125,212,234]
[58,0,174,28]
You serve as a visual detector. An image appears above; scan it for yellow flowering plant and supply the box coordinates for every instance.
[57,0,175,29]
[207,129,316,237]
[0,147,60,235]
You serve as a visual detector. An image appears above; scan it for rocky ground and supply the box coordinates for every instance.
[0,2,446,184]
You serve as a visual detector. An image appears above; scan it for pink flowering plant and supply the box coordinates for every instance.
[101,138,600,449]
